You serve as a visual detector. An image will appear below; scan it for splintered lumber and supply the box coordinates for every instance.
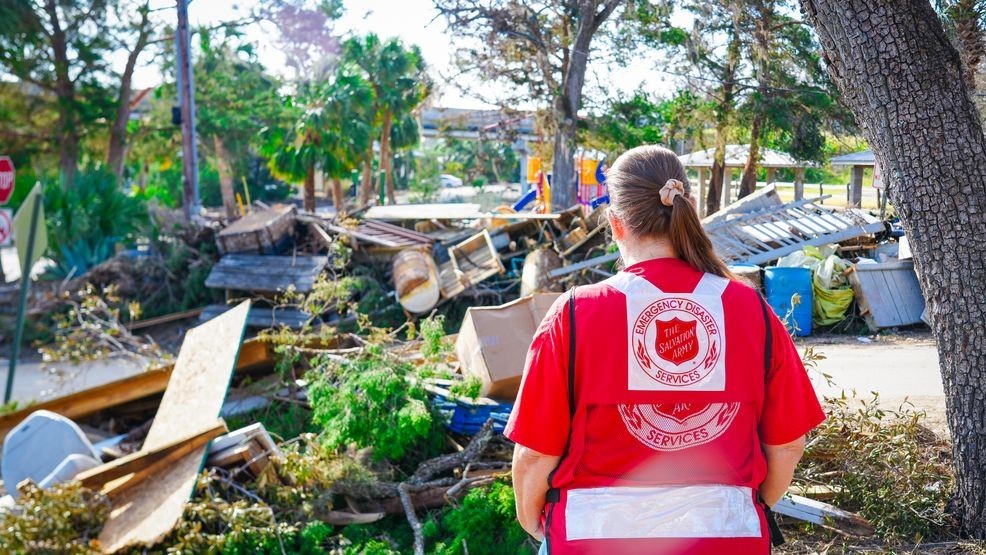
[217,204,296,255]
[364,203,561,221]
[97,301,251,553]
[74,421,227,496]
[438,230,505,299]
[0,339,274,444]
[702,196,885,265]
[849,260,926,330]
[205,254,328,294]
[773,494,875,536]
[701,183,783,226]
[206,422,281,478]
[549,252,621,279]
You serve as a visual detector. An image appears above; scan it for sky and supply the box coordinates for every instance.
[131,0,682,111]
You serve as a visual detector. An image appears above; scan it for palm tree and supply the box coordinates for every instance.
[344,34,430,205]
[263,71,374,213]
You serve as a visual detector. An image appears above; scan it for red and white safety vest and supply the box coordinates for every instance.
[542,270,769,554]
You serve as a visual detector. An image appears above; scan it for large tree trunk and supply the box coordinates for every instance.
[107,4,151,182]
[801,0,986,536]
[705,5,743,216]
[550,0,622,210]
[331,177,345,218]
[213,135,238,218]
[360,154,373,206]
[739,112,763,199]
[381,112,395,204]
[45,0,78,188]
[303,164,316,212]
[707,135,727,215]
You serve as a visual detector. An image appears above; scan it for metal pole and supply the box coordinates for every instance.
[176,0,200,219]
[4,193,41,403]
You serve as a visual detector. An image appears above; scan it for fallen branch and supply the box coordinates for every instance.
[398,482,425,555]
[410,419,495,485]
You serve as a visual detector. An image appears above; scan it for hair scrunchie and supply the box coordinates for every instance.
[660,179,685,207]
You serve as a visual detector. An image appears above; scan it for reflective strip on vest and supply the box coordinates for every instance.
[564,485,762,540]
[602,271,731,391]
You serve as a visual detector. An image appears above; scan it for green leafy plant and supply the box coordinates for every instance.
[43,166,148,278]
[307,349,445,463]
[427,479,534,555]
[449,376,483,401]
[419,314,452,362]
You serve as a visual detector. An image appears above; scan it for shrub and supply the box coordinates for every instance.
[796,392,956,542]
[44,166,148,278]
[307,349,445,464]
[427,480,534,555]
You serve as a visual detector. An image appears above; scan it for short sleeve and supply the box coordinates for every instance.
[759,309,826,445]
[503,295,571,456]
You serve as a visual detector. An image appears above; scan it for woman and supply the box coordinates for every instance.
[505,145,824,554]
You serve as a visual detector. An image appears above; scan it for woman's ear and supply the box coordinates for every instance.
[607,209,625,241]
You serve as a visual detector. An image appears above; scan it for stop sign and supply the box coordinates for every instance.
[0,157,14,205]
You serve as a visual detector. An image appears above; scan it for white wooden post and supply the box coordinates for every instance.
[697,167,708,216]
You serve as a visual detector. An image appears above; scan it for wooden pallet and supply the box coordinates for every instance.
[205,254,328,294]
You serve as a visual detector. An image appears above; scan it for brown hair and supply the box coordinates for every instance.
[606,145,734,279]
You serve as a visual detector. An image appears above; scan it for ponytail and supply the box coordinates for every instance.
[668,195,735,279]
[606,144,736,281]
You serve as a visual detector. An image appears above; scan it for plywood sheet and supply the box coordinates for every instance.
[97,301,251,553]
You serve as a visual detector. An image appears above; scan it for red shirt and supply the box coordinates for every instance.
[505,258,825,554]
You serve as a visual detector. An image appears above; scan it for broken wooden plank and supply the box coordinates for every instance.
[548,252,620,279]
[205,254,328,293]
[201,304,316,329]
[217,204,296,255]
[75,421,227,494]
[125,307,205,331]
[773,493,875,536]
[97,301,251,553]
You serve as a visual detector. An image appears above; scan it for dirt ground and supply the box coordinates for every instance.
[801,330,947,435]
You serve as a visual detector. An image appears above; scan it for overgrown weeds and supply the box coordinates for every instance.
[795,391,956,543]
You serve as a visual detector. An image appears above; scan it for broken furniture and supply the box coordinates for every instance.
[1,410,101,499]
[206,422,282,479]
[438,230,506,299]
[456,292,561,399]
[216,204,296,255]
[849,260,926,330]
[703,195,885,266]
[204,253,328,328]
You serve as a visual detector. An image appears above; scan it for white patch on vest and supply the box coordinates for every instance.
[565,484,762,540]
[618,402,740,452]
[603,272,729,391]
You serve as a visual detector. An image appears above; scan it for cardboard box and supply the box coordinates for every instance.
[455,292,562,400]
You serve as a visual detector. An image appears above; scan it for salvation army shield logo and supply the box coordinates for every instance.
[618,402,740,452]
[632,297,722,387]
[655,317,699,365]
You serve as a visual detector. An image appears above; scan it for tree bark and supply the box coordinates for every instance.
[705,5,743,216]
[44,0,78,188]
[550,0,622,210]
[381,111,395,204]
[107,3,152,182]
[360,153,373,206]
[303,164,316,212]
[707,135,727,215]
[213,135,238,218]
[801,0,986,536]
[739,112,763,198]
[331,177,345,218]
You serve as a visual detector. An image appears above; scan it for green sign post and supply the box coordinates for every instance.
[5,183,46,403]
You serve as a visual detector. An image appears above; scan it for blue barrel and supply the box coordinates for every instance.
[764,267,813,336]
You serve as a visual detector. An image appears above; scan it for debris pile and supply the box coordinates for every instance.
[0,191,935,552]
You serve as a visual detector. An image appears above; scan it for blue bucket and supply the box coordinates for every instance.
[764,267,813,336]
